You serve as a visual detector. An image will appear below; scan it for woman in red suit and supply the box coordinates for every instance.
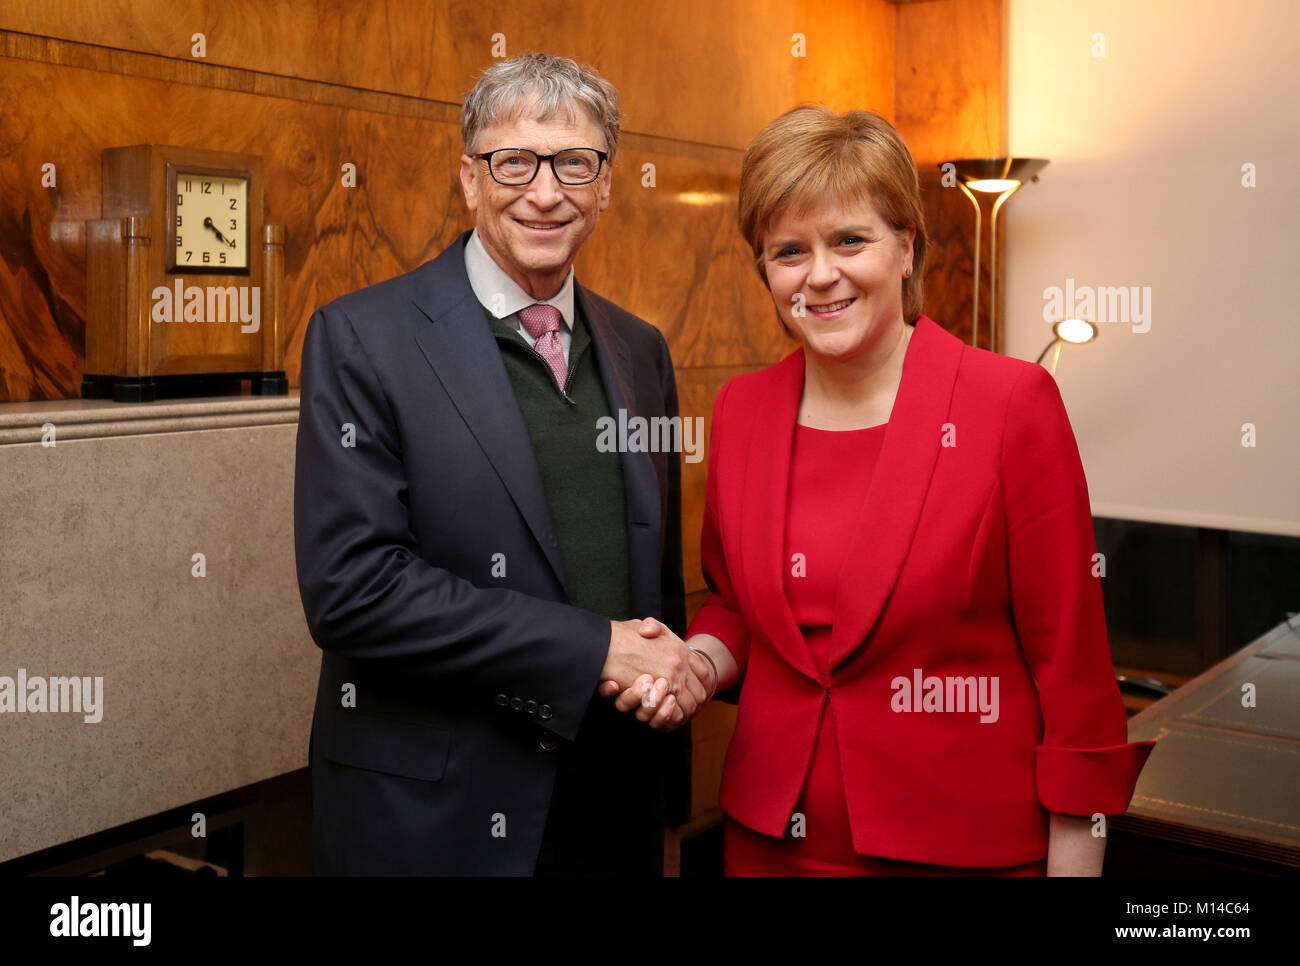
[603,106,1156,875]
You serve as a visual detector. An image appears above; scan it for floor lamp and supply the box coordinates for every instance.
[946,158,1049,352]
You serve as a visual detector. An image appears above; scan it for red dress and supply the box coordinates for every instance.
[723,422,1046,877]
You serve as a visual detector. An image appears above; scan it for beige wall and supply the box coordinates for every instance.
[1004,0,1300,536]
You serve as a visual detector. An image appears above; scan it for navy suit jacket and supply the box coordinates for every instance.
[295,229,686,875]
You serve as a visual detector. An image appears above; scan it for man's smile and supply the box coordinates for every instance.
[514,217,573,233]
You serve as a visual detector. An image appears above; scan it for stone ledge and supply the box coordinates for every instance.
[0,392,300,445]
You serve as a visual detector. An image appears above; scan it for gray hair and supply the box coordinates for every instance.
[461,52,621,162]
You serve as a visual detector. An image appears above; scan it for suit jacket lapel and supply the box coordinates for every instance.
[739,350,823,682]
[409,231,570,591]
[578,284,663,618]
[826,316,963,671]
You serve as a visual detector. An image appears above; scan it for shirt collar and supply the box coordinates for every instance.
[464,228,575,331]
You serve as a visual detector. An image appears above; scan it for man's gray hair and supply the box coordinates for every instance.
[462,52,621,162]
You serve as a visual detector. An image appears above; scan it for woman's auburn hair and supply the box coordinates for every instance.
[738,105,927,325]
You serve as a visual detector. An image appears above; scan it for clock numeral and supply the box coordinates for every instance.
[177,193,183,206]
[184,179,191,192]
[229,198,238,210]
[219,252,227,264]
[201,181,212,194]
[220,183,225,195]
[229,218,237,231]
[176,215,182,227]
[184,251,193,262]
[202,251,211,263]
[176,235,182,247]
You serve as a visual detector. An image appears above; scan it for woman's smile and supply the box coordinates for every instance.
[807,296,858,319]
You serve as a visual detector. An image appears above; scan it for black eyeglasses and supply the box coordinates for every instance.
[476,147,608,186]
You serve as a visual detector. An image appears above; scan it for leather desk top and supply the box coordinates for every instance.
[1117,615,1300,867]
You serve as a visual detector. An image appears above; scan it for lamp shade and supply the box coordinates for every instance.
[1055,318,1098,344]
[951,157,1050,191]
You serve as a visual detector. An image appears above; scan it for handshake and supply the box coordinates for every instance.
[597,617,718,732]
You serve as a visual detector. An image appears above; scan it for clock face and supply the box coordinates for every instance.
[172,171,249,272]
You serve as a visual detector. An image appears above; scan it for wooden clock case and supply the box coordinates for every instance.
[84,144,286,402]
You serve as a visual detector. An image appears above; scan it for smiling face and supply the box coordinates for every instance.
[459,104,612,299]
[762,195,915,366]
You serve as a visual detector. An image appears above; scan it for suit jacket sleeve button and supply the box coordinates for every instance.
[509,697,523,711]
[495,693,510,706]
[538,734,558,751]
[524,700,538,714]
[538,705,553,720]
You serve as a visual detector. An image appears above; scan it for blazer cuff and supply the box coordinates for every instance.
[686,605,750,673]
[1035,740,1158,816]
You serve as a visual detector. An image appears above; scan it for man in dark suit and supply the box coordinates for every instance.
[294,52,708,875]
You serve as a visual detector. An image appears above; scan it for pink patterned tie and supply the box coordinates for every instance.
[517,303,568,390]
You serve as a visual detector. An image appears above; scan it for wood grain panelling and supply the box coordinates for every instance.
[0,0,895,151]
[573,152,793,370]
[675,365,768,595]
[684,587,739,817]
[690,700,738,817]
[0,0,897,403]
[894,0,1004,163]
[916,169,985,347]
[0,57,797,401]
[894,0,1006,350]
[0,57,451,400]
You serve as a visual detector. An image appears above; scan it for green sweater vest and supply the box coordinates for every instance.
[485,304,632,620]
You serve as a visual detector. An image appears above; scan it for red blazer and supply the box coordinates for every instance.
[688,316,1156,867]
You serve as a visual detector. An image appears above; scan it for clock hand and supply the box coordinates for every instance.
[202,217,238,248]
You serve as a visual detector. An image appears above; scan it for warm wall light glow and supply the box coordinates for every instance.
[675,191,729,206]
[1056,318,1098,344]
[968,178,1020,193]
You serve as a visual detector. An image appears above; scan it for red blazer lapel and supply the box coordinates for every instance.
[738,349,823,682]
[826,316,964,671]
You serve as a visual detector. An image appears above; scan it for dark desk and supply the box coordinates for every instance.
[1108,615,1300,875]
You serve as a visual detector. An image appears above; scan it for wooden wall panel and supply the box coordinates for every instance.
[690,699,738,818]
[0,56,798,402]
[572,151,793,370]
[894,0,1004,164]
[0,0,895,151]
[0,0,892,403]
[894,0,1006,349]
[676,366,764,595]
[916,170,982,346]
[0,56,450,400]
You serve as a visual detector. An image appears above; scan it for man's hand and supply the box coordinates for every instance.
[597,618,711,731]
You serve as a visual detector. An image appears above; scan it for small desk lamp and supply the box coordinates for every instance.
[1035,318,1098,375]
